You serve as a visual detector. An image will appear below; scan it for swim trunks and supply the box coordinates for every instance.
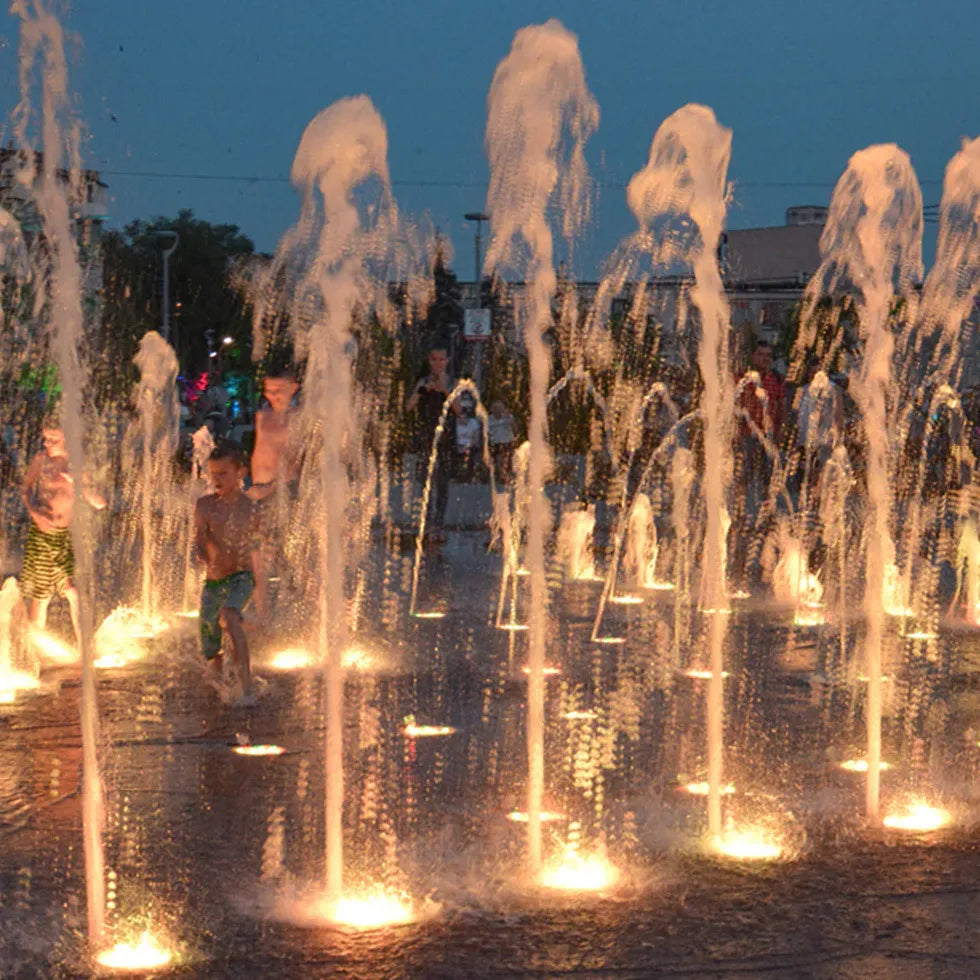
[199,570,254,660]
[20,522,74,600]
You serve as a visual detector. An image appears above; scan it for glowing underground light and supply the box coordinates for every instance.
[840,758,891,773]
[506,809,566,823]
[882,802,952,832]
[593,636,626,646]
[28,628,76,663]
[403,719,456,738]
[728,588,751,600]
[269,648,314,671]
[905,631,939,641]
[609,594,644,605]
[521,665,561,676]
[412,610,447,620]
[680,781,735,796]
[710,828,784,861]
[794,604,826,627]
[341,646,379,671]
[94,931,173,971]
[173,609,199,619]
[232,744,286,757]
[536,848,621,891]
[317,889,418,930]
[0,668,41,702]
[497,622,529,631]
[682,667,730,680]
[563,710,597,720]
[645,581,676,592]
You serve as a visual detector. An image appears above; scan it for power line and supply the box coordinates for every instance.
[97,167,943,191]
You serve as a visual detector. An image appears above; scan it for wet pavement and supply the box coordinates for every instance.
[1,532,979,978]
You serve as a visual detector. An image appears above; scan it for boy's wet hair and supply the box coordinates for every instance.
[209,440,247,468]
[265,362,299,382]
[41,405,63,431]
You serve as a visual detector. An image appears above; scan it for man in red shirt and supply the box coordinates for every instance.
[734,341,786,584]
[739,340,786,439]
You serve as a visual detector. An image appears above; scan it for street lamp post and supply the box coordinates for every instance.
[463,212,490,389]
[464,211,489,287]
[155,229,179,343]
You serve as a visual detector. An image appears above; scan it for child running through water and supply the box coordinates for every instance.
[194,442,266,699]
[20,416,105,647]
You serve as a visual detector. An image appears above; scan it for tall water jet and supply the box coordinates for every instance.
[287,96,398,899]
[11,0,106,944]
[125,332,179,621]
[806,145,922,821]
[625,105,734,835]
[484,19,598,871]
[625,493,658,589]
[895,138,980,621]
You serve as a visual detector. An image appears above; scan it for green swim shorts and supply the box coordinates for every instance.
[199,570,254,661]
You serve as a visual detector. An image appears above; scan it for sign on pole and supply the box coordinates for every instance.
[463,308,491,342]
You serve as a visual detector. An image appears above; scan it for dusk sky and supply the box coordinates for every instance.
[3,0,979,276]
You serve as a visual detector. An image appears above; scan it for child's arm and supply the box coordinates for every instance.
[81,473,107,511]
[193,497,209,565]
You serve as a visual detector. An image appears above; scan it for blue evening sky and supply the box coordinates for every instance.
[3,0,978,277]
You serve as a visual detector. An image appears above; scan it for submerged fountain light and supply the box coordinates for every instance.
[309,888,419,930]
[403,716,456,738]
[794,603,826,627]
[563,709,597,720]
[411,610,447,620]
[94,930,174,971]
[593,636,626,646]
[710,827,784,861]
[840,758,892,772]
[342,645,380,671]
[536,847,621,891]
[882,801,951,832]
[232,744,286,757]
[268,648,314,671]
[27,628,76,663]
[521,665,562,675]
[904,630,939,641]
[680,780,735,796]
[0,667,41,703]
[497,622,529,631]
[506,809,566,823]
[682,667,730,680]
[609,593,644,605]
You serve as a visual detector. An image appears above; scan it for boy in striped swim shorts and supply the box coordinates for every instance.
[20,419,105,646]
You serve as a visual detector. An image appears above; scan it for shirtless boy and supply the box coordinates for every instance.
[20,419,105,645]
[195,442,267,698]
[248,365,300,501]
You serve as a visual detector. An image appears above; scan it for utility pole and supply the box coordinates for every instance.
[464,212,490,389]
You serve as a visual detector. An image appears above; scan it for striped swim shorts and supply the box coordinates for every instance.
[20,522,75,601]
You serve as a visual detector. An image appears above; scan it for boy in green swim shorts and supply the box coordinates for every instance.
[194,442,267,698]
